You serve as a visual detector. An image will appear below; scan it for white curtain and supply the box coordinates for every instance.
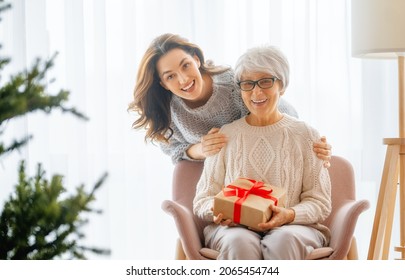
[0,0,400,259]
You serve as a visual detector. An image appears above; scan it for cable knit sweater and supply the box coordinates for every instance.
[193,114,332,243]
[160,69,299,163]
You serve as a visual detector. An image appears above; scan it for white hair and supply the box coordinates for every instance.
[234,45,289,91]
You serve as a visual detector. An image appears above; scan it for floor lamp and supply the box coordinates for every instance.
[351,0,405,260]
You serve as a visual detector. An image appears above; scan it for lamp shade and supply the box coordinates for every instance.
[351,0,405,58]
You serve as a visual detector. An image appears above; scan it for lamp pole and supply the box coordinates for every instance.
[397,55,405,259]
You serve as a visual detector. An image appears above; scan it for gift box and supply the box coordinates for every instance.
[213,178,286,231]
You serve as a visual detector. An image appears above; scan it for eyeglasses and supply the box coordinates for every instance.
[237,77,278,91]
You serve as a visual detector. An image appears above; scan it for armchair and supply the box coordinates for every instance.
[161,156,370,260]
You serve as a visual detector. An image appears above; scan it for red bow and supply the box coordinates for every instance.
[222,178,278,224]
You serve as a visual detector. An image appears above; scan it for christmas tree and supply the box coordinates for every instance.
[0,1,109,259]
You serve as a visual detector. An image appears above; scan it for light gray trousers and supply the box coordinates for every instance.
[204,224,325,260]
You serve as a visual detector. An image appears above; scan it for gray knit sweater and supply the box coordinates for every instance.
[160,69,299,163]
[193,114,331,243]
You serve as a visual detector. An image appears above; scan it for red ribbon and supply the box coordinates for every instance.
[222,178,278,224]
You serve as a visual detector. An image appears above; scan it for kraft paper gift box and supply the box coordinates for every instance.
[213,178,286,231]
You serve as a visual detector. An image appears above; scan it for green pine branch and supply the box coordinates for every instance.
[0,53,88,158]
[0,135,32,157]
[0,161,110,259]
[0,53,88,124]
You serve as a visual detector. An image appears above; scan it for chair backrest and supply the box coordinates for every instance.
[171,160,206,242]
[321,155,367,256]
[172,160,203,210]
[323,155,356,229]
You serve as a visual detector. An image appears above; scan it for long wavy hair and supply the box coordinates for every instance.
[128,33,229,143]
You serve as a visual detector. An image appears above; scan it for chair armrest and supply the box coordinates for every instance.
[161,200,210,260]
[327,199,370,259]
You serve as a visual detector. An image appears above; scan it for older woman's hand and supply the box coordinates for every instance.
[213,212,236,227]
[201,128,228,157]
[257,204,295,231]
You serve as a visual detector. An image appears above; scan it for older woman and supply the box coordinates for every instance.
[193,45,332,260]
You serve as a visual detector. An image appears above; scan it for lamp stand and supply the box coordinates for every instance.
[368,55,405,260]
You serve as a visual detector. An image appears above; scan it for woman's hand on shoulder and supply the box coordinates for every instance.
[201,127,228,157]
[185,128,227,160]
[313,136,332,168]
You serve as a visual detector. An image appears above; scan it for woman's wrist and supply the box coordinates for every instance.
[186,143,206,160]
[287,208,295,223]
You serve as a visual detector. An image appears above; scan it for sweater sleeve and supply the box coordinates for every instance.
[193,146,227,222]
[290,126,332,224]
[159,122,196,164]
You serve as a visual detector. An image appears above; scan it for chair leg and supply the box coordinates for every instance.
[175,238,187,260]
[347,236,359,260]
